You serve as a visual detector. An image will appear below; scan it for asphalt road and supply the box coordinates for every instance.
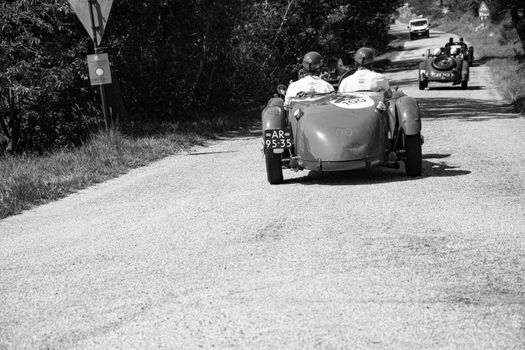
[1,23,524,349]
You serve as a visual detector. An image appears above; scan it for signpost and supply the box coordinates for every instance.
[479,0,490,42]
[68,0,114,130]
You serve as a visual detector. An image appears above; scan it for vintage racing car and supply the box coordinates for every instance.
[418,48,469,90]
[261,76,423,184]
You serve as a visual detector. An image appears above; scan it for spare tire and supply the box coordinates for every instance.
[431,56,457,71]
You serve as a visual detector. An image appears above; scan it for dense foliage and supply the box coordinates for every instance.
[1,0,402,153]
[0,1,98,153]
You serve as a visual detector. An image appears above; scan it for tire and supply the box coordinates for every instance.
[404,134,422,176]
[426,32,430,38]
[265,149,283,184]
[419,78,426,90]
[461,80,468,89]
[431,56,457,71]
[410,34,414,40]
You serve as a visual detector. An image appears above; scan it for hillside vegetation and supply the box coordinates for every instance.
[0,0,402,154]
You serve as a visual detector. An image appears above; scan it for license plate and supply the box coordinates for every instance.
[431,72,452,78]
[264,129,293,149]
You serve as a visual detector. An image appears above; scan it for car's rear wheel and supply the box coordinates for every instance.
[404,134,422,176]
[461,80,468,89]
[418,78,427,90]
[265,149,283,184]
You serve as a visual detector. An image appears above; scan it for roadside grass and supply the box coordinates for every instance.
[0,111,259,219]
[487,58,525,111]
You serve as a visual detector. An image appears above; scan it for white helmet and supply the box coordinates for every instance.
[433,48,441,56]
[450,46,459,55]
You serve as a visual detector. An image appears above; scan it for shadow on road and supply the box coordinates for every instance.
[386,30,441,43]
[391,77,418,87]
[426,85,485,91]
[284,153,470,186]
[417,97,521,121]
[186,150,238,156]
[422,159,471,177]
[384,58,423,73]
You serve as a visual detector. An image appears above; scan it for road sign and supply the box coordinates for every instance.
[479,1,490,18]
[87,53,112,85]
[68,0,114,45]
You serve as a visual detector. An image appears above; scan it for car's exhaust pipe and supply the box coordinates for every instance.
[383,162,400,169]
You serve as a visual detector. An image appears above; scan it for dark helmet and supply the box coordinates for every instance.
[449,37,454,42]
[354,47,375,67]
[459,37,464,42]
[302,51,324,72]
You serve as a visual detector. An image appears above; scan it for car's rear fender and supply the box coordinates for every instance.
[461,61,469,81]
[262,98,285,131]
[395,96,421,136]
[419,62,427,80]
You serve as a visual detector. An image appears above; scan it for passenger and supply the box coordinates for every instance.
[457,37,468,51]
[450,46,460,56]
[338,47,390,93]
[284,51,334,107]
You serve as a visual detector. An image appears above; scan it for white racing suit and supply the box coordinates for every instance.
[284,75,334,107]
[338,68,390,93]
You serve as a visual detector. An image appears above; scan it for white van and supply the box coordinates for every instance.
[408,18,430,40]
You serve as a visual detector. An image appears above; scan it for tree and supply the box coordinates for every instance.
[487,0,525,48]
[0,0,98,152]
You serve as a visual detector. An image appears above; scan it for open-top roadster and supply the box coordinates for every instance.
[419,47,469,90]
[261,76,423,184]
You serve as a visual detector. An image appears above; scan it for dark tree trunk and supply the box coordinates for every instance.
[509,6,525,50]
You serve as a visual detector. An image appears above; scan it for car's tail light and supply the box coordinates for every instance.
[293,108,304,119]
[376,101,386,112]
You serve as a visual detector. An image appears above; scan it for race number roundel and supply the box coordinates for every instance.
[330,95,374,109]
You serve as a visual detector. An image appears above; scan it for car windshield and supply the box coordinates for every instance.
[411,20,427,26]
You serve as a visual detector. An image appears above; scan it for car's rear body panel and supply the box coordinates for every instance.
[288,94,388,171]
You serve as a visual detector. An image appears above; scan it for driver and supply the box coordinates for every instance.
[284,51,334,107]
[338,47,390,93]
[457,37,468,51]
